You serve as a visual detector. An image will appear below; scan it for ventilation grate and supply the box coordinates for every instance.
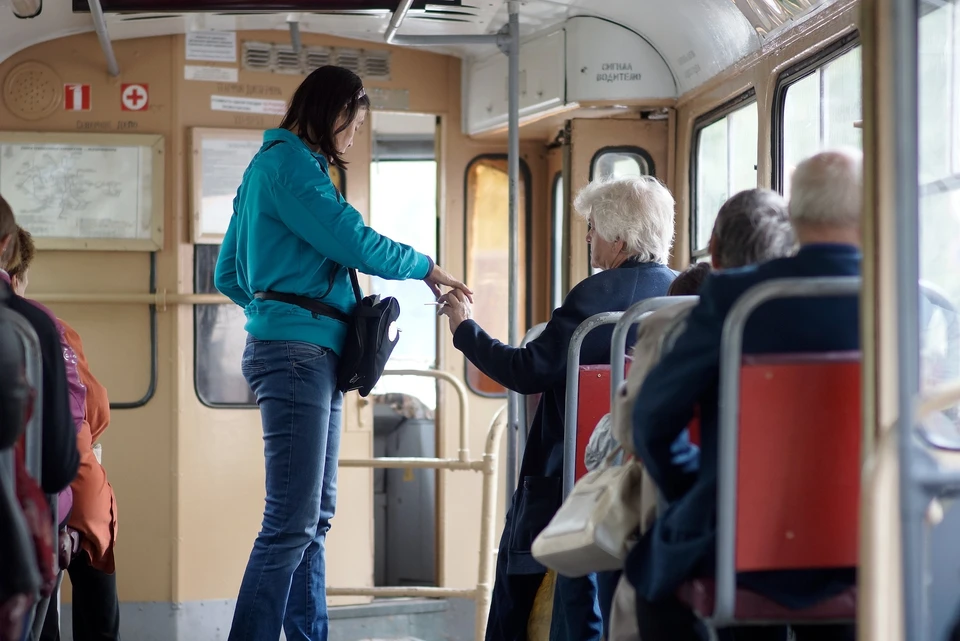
[363,49,391,80]
[239,42,391,80]
[242,41,274,71]
[304,46,332,72]
[2,61,62,121]
[335,48,362,74]
[274,46,303,74]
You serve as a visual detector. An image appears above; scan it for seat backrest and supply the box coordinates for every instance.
[735,352,861,572]
[576,365,615,481]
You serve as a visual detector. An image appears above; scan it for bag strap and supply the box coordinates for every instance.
[348,268,363,304]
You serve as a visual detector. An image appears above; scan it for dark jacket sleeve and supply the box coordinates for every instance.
[451,282,595,395]
[632,282,723,501]
[21,307,80,494]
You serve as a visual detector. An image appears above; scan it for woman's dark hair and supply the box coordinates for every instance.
[667,261,711,296]
[280,65,371,169]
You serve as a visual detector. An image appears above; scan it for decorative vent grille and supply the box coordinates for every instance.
[274,46,303,74]
[242,41,273,71]
[363,50,391,80]
[241,42,391,80]
[335,48,362,74]
[304,46,332,72]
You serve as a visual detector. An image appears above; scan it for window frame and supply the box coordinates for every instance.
[550,170,566,311]
[689,88,758,261]
[771,30,862,194]
[193,168,347,408]
[461,153,534,398]
[586,145,657,272]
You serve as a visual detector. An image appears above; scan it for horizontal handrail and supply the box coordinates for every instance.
[327,403,508,641]
[714,276,861,625]
[339,457,482,471]
[30,290,228,310]
[380,368,471,461]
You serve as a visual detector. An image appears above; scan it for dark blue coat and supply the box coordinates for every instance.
[453,259,676,641]
[626,243,861,609]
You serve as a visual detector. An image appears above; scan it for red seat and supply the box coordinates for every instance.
[679,352,861,623]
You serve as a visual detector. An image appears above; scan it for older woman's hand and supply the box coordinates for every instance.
[437,288,472,333]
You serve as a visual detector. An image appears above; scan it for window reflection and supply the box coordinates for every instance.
[918,2,960,449]
[194,166,345,407]
[694,98,758,257]
[464,156,530,396]
[782,46,862,199]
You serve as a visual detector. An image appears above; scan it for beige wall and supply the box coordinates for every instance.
[0,30,501,607]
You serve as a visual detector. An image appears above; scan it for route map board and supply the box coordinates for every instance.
[0,132,164,251]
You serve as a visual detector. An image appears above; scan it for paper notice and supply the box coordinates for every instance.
[186,31,237,63]
[185,65,239,83]
[210,95,286,115]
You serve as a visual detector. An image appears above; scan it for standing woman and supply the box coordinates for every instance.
[214,65,470,641]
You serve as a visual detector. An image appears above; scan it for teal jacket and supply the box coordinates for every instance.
[214,128,433,354]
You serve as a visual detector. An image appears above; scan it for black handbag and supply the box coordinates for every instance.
[335,268,401,396]
[254,266,400,397]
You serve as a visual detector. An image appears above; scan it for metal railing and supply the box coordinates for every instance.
[562,312,623,497]
[331,368,507,641]
[609,296,699,408]
[713,276,861,626]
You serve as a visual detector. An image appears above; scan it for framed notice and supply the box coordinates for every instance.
[0,131,164,251]
[189,127,263,244]
[189,127,344,244]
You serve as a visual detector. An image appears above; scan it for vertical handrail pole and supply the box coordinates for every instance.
[562,312,623,497]
[609,296,699,408]
[87,0,120,77]
[505,323,548,508]
[888,0,923,636]
[714,277,861,626]
[475,404,508,641]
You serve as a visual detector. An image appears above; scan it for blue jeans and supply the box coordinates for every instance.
[228,338,343,641]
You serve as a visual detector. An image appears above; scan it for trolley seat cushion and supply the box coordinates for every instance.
[680,352,861,621]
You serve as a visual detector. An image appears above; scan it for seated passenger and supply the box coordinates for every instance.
[666,262,710,296]
[7,228,121,641]
[627,150,862,641]
[437,176,678,641]
[0,196,78,497]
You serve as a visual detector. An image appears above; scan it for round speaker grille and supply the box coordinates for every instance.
[3,61,62,121]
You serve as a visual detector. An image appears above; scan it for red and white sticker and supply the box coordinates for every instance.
[64,84,91,111]
[121,83,149,111]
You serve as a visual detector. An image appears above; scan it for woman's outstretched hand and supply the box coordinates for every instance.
[425,264,474,301]
[437,288,473,334]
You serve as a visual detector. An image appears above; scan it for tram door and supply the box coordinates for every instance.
[556,116,671,290]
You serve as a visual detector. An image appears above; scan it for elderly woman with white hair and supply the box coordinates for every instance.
[437,175,677,641]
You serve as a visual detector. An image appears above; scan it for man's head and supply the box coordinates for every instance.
[788,148,863,246]
[709,188,796,269]
[0,195,17,271]
[8,227,34,296]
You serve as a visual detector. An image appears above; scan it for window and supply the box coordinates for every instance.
[917,1,960,448]
[691,93,759,258]
[551,172,566,310]
[368,157,438,407]
[194,166,344,407]
[464,155,531,396]
[775,36,862,197]
[588,147,654,274]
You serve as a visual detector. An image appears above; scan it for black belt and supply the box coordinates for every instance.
[253,291,350,324]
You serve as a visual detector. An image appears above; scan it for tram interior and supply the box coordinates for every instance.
[2,0,960,640]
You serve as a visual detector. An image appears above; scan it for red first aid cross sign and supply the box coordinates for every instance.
[63,84,91,111]
[121,84,149,111]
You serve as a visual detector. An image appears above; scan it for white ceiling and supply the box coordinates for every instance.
[0,0,833,96]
